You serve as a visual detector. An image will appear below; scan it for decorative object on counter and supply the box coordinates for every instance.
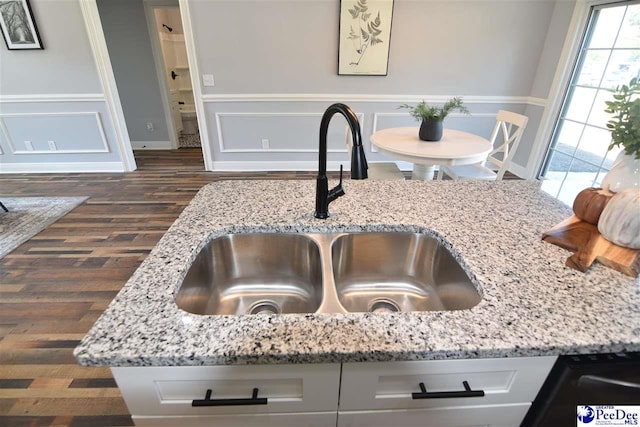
[572,187,614,225]
[338,0,394,76]
[0,0,43,50]
[399,97,470,141]
[542,216,639,277]
[597,188,640,250]
[602,77,640,192]
[602,151,640,192]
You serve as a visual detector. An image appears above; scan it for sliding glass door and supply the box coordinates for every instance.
[540,1,639,205]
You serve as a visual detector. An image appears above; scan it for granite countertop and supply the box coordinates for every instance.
[74,180,640,366]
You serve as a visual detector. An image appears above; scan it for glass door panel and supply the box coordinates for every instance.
[540,2,640,205]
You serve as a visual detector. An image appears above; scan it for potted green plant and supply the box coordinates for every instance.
[399,97,469,141]
[602,77,640,192]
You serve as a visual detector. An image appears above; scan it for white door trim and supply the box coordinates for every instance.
[79,0,137,172]
[143,0,180,150]
[525,0,620,179]
[179,0,214,171]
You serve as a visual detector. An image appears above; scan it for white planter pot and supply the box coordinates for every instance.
[602,152,640,192]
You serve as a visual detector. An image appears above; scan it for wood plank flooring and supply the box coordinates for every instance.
[0,150,516,426]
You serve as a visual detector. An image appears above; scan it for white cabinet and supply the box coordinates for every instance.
[113,357,556,427]
[338,356,556,427]
[336,404,531,427]
[112,363,340,420]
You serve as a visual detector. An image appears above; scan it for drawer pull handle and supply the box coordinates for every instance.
[412,381,485,399]
[192,388,268,407]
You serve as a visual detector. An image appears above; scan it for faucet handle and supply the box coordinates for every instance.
[328,165,345,202]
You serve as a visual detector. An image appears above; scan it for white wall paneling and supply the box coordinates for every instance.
[0,94,105,103]
[0,96,125,172]
[202,96,540,173]
[201,94,546,106]
[0,112,110,154]
[215,112,364,153]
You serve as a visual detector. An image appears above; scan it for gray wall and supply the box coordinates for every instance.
[515,0,576,168]
[97,0,170,144]
[188,0,574,173]
[0,0,125,172]
[0,0,101,95]
[192,0,555,95]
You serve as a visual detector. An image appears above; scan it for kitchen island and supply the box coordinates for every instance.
[74,179,639,367]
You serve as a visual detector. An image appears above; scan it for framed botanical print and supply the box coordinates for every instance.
[0,0,43,50]
[338,0,393,76]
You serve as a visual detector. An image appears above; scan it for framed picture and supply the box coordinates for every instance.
[0,0,43,50]
[338,0,393,76]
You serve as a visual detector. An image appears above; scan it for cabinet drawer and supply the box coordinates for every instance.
[133,411,337,426]
[112,364,340,416]
[340,356,556,411]
[337,403,531,427]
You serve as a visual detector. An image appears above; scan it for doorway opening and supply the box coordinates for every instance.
[149,5,201,151]
[538,2,639,205]
[96,0,204,170]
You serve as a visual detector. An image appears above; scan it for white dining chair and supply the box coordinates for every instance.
[439,110,528,181]
[346,127,405,180]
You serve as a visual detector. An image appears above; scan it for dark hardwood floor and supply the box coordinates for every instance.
[0,149,514,426]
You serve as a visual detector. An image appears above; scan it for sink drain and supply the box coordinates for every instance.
[248,300,281,315]
[368,299,401,313]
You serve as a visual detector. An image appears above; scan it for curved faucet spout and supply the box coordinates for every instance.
[315,103,368,219]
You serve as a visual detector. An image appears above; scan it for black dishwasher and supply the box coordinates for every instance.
[521,352,640,427]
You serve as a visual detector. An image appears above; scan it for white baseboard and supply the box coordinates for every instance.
[210,160,412,172]
[0,161,126,173]
[131,140,172,150]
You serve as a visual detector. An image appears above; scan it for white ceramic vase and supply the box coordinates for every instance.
[602,152,640,192]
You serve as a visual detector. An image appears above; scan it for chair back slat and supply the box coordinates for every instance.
[485,110,528,180]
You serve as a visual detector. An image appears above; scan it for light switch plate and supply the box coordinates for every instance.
[202,74,215,87]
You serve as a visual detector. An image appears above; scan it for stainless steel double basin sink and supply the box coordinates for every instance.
[175,232,481,316]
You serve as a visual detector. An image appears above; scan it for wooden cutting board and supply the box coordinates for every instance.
[542,215,640,277]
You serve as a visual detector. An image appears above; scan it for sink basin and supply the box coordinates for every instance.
[175,234,323,315]
[175,232,481,315]
[331,233,481,313]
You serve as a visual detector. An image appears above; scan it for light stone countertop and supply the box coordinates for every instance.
[74,180,640,366]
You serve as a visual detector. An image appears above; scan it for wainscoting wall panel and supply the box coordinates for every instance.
[0,96,125,173]
[201,96,541,177]
[215,112,363,153]
[1,113,110,154]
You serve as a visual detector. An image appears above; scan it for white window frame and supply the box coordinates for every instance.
[526,0,638,180]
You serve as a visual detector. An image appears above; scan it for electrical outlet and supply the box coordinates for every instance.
[202,74,215,87]
[146,122,154,131]
[261,139,270,149]
[48,140,57,151]
[24,141,33,151]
